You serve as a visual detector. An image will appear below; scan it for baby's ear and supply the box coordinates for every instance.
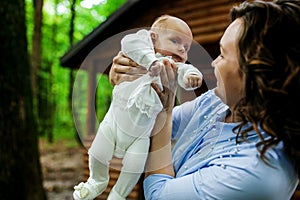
[150,31,157,43]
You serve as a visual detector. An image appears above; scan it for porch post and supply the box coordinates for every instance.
[86,65,97,136]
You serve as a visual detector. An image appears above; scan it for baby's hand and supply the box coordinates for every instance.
[149,61,162,77]
[184,74,202,89]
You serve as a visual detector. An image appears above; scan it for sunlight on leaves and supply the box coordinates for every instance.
[80,0,107,9]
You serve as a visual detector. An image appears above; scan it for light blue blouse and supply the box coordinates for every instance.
[144,90,298,200]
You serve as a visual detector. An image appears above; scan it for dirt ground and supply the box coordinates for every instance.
[39,139,85,200]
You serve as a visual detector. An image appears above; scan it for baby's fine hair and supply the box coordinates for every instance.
[150,14,189,33]
[151,14,172,30]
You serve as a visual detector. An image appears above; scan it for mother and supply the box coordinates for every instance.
[109,0,300,199]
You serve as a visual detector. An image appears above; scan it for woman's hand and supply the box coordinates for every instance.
[151,59,178,112]
[109,51,147,85]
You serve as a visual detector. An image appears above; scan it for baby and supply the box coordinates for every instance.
[73,15,203,200]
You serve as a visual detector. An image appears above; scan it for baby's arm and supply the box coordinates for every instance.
[177,63,203,90]
[121,29,158,71]
[185,73,202,89]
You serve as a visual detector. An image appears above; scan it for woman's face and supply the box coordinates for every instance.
[212,18,245,110]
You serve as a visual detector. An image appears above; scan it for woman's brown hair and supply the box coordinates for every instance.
[231,0,300,175]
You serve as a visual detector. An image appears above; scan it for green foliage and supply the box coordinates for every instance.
[74,0,127,41]
[25,0,125,143]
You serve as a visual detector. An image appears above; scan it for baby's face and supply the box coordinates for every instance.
[153,21,193,63]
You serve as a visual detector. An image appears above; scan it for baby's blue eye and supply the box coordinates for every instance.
[171,39,177,44]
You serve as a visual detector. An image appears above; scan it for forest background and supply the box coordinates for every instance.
[0,0,126,199]
[26,0,125,144]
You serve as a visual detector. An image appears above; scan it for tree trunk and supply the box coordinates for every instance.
[37,0,54,142]
[68,0,82,144]
[31,0,43,122]
[0,0,47,199]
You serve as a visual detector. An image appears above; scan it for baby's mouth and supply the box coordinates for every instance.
[171,54,183,62]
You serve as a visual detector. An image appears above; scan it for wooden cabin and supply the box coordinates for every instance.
[60,0,300,199]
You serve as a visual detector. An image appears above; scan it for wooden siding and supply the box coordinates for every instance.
[126,0,238,46]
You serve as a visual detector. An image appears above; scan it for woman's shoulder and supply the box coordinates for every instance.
[193,89,227,113]
[175,89,223,114]
[195,89,220,103]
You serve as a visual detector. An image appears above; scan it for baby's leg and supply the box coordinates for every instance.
[74,118,115,200]
[108,137,150,200]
